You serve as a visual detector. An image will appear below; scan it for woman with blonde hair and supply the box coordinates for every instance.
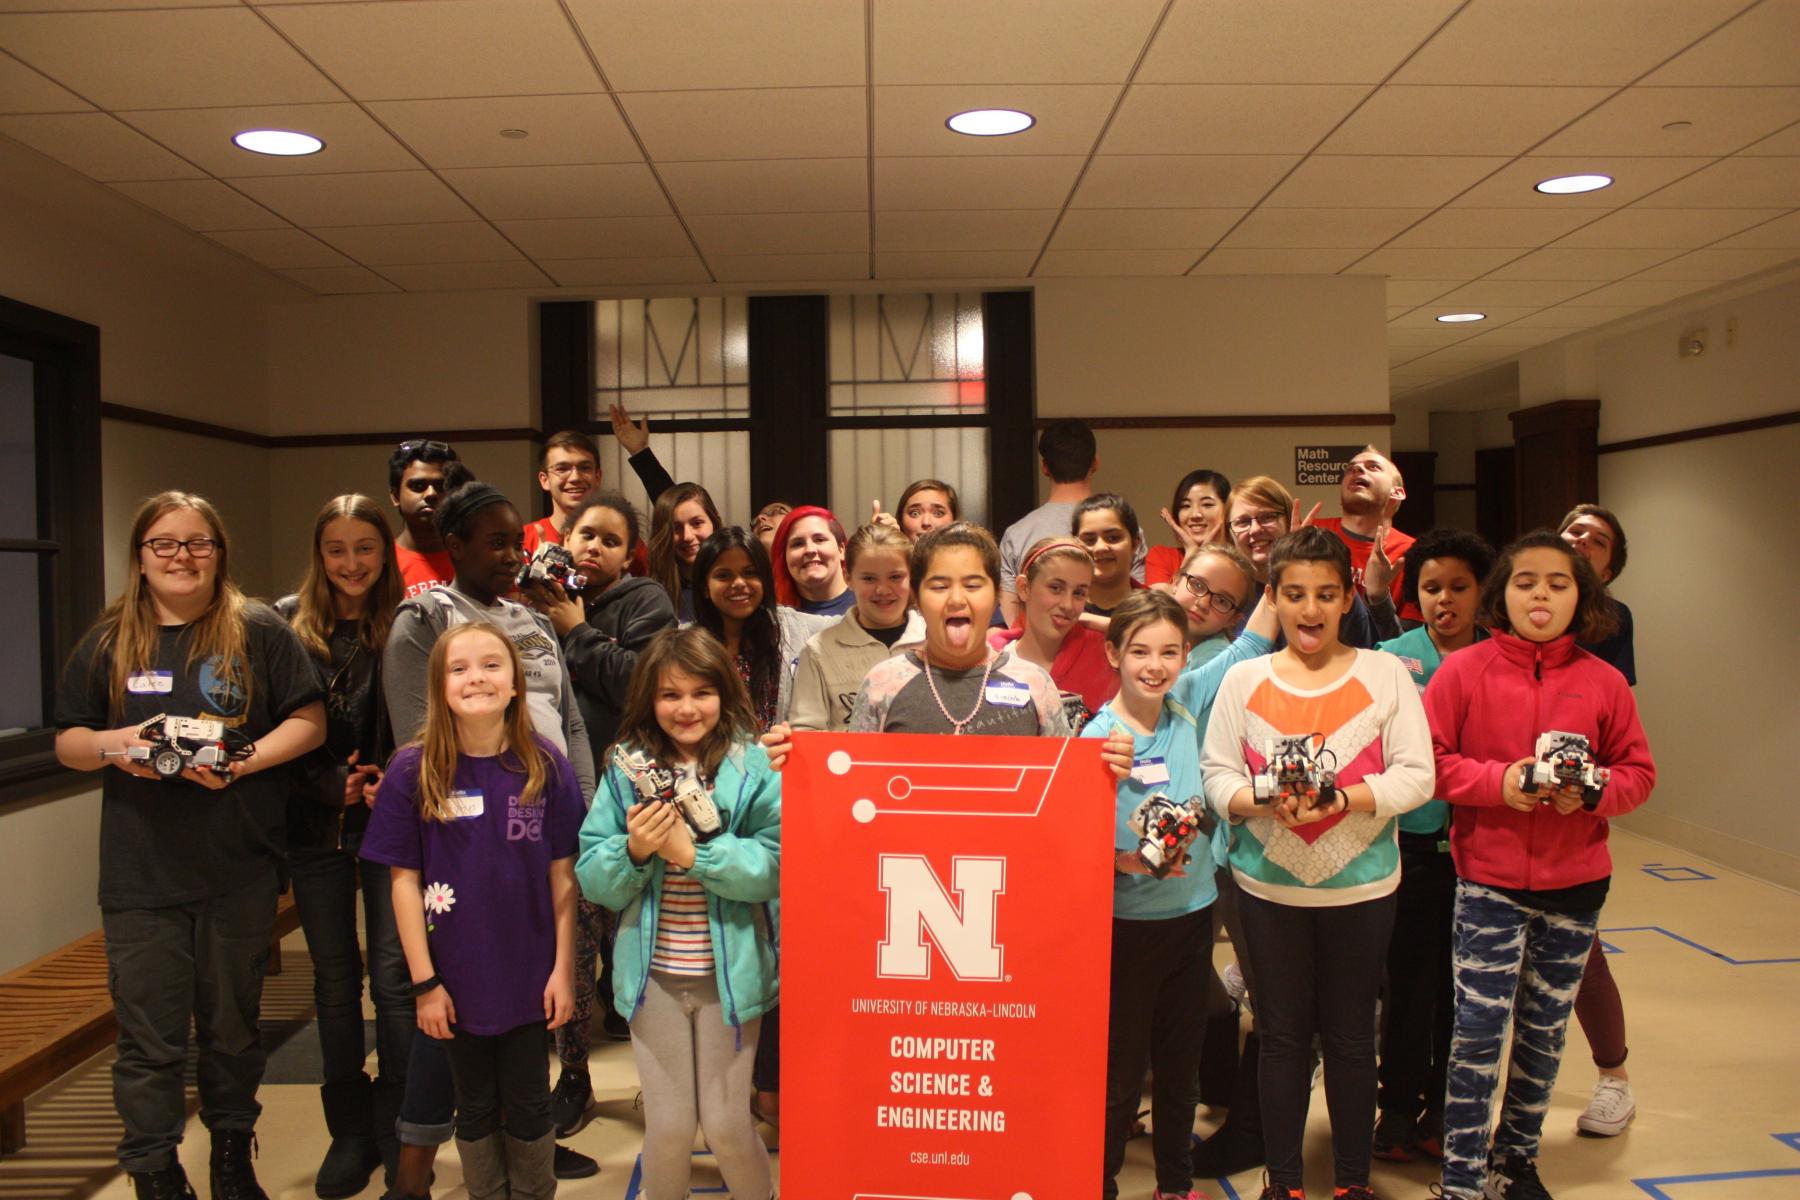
[56,491,326,1200]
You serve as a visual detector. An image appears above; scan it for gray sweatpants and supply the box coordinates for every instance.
[630,972,771,1200]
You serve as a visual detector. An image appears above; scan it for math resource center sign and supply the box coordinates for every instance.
[782,732,1114,1199]
[1294,444,1367,486]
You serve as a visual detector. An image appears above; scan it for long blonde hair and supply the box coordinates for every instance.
[414,623,549,823]
[291,494,402,661]
[93,491,250,719]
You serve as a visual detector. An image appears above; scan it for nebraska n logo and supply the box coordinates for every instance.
[876,855,1006,982]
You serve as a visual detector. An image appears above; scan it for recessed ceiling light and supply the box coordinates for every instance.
[946,108,1035,137]
[232,129,324,157]
[499,128,529,139]
[1534,172,1613,195]
[1436,312,1486,323]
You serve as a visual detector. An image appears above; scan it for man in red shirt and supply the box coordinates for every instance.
[388,439,458,598]
[523,408,676,576]
[1313,446,1415,612]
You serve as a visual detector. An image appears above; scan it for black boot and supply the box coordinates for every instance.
[129,1163,198,1200]
[211,1130,270,1200]
[317,1078,383,1199]
[372,1075,404,1184]
[1191,1031,1266,1178]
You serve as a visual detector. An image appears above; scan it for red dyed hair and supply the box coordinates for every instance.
[770,504,848,607]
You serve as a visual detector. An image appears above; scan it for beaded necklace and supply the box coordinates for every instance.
[920,646,997,736]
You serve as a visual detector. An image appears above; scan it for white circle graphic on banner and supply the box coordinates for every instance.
[828,750,852,775]
[851,798,877,823]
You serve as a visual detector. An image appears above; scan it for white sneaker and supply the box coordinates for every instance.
[1222,961,1247,1004]
[1576,1075,1636,1136]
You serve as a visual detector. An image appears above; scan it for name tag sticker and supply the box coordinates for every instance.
[127,671,174,694]
[445,790,484,820]
[1131,757,1171,786]
[984,683,1032,708]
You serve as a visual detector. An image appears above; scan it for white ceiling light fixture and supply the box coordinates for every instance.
[946,108,1035,137]
[1435,312,1486,323]
[232,129,324,157]
[1534,172,1612,195]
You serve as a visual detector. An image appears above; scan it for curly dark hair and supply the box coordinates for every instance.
[1477,530,1618,644]
[1400,527,1496,613]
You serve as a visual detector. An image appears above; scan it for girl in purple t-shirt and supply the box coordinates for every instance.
[361,622,581,1198]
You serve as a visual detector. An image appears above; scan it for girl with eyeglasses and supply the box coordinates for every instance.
[55,491,327,1200]
[1226,476,1391,649]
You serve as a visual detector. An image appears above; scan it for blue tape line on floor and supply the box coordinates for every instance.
[1640,863,1717,882]
[1599,925,1800,965]
[1633,1131,1800,1197]
[621,1150,730,1200]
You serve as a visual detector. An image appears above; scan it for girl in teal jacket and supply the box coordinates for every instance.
[576,626,779,1200]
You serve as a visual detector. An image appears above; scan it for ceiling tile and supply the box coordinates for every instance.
[1643,157,1800,207]
[494,215,694,259]
[1431,279,1609,306]
[688,211,868,256]
[1537,87,1800,158]
[438,162,668,220]
[873,155,1084,210]
[1072,155,1299,208]
[279,266,400,295]
[261,0,600,100]
[1141,0,1458,84]
[1713,210,1800,247]
[1193,247,1366,274]
[1220,207,1430,248]
[621,87,865,161]
[1393,1,1748,86]
[2,0,229,8]
[1454,328,1557,350]
[1388,304,1544,328]
[1561,278,1709,305]
[380,260,553,291]
[1504,304,1646,327]
[1387,206,1601,247]
[120,103,416,177]
[0,10,340,109]
[1263,155,1509,207]
[231,171,476,226]
[310,221,525,266]
[1642,1,1800,85]
[206,227,352,270]
[1386,324,1481,345]
[1103,84,1367,155]
[1553,206,1786,247]
[658,158,866,215]
[1036,249,1197,276]
[1320,85,1613,155]
[1449,156,1716,207]
[569,0,863,90]
[874,250,1038,279]
[1385,279,1463,305]
[1408,345,1516,365]
[1487,247,1678,280]
[710,252,868,282]
[874,209,1058,252]
[1629,245,1799,279]
[368,94,640,169]
[1741,122,1800,155]
[1387,305,1416,319]
[1350,247,1524,278]
[1050,207,1241,251]
[539,257,712,287]
[0,51,91,113]
[0,111,202,181]
[110,179,288,231]
[874,84,1118,156]
[874,0,1162,84]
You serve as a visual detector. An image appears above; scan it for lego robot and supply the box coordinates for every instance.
[612,746,724,842]
[1128,794,1212,878]
[1252,733,1339,812]
[1519,731,1611,811]
[517,543,588,595]
[104,713,256,780]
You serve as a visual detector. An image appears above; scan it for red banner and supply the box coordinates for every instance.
[782,732,1114,1198]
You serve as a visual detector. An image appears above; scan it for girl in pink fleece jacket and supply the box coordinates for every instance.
[1423,531,1655,1200]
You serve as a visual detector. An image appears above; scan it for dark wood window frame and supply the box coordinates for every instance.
[0,294,103,804]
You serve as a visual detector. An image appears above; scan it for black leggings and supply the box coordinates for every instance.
[1237,887,1397,1190]
[444,1020,551,1142]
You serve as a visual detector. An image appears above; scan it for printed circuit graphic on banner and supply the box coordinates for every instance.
[783,732,1113,1198]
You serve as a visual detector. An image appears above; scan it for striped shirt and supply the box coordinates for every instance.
[649,762,715,976]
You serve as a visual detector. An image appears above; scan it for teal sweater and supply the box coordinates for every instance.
[1375,625,1486,835]
[576,741,781,1029]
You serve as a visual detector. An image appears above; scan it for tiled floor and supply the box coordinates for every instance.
[5,829,1796,1199]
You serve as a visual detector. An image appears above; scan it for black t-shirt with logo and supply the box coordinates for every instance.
[56,603,324,910]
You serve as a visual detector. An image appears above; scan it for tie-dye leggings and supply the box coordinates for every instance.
[1441,879,1600,1196]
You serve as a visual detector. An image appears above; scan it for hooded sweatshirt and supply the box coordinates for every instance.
[561,575,678,768]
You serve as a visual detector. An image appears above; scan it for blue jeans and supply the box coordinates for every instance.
[1441,880,1599,1196]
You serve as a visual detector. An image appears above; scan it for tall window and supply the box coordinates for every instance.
[0,295,102,801]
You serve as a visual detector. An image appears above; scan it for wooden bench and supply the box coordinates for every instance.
[0,890,301,1157]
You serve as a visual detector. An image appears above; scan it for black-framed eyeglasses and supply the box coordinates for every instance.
[1228,512,1283,534]
[396,439,456,458]
[1176,571,1239,616]
[140,537,218,559]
